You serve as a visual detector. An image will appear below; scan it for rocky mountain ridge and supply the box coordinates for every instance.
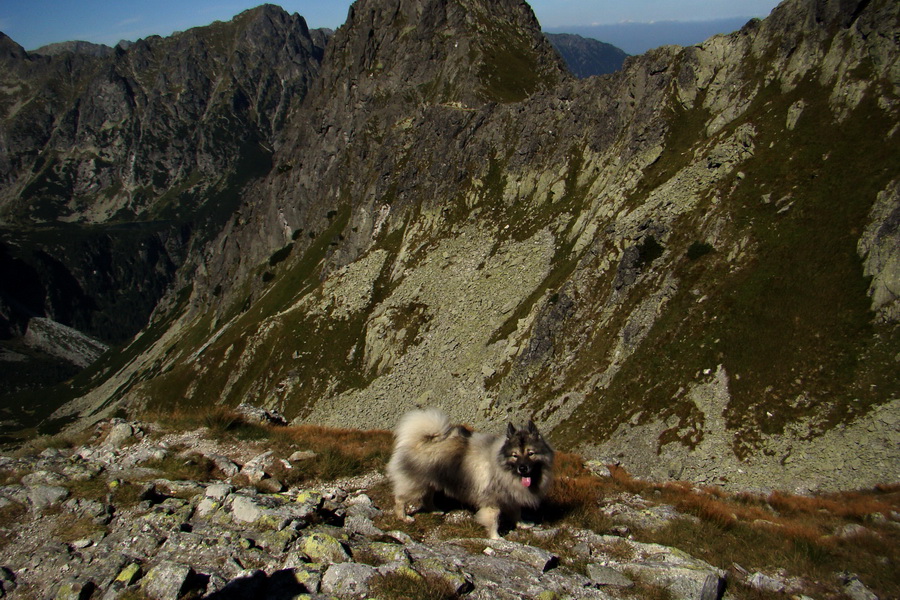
[0,0,898,492]
[0,4,331,343]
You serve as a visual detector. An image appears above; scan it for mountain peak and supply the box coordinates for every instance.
[0,31,27,60]
[319,0,567,105]
[31,40,114,57]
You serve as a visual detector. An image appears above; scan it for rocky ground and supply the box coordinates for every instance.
[0,414,895,600]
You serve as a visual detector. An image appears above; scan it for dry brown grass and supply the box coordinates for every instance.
[621,571,675,600]
[543,452,610,530]
[632,480,900,600]
[529,455,900,599]
[768,486,898,520]
[11,429,95,458]
[142,451,220,483]
[51,513,106,544]
[273,424,393,467]
[142,405,394,485]
[368,570,459,600]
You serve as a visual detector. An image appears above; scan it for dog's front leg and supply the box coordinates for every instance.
[393,497,416,523]
[475,506,502,539]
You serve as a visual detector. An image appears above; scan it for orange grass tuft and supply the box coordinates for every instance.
[768,488,896,521]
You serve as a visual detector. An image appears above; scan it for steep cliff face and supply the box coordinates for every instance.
[0,5,327,225]
[0,5,331,431]
[0,6,330,342]
[5,0,899,491]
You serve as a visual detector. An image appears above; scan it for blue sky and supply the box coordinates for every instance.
[2,0,783,51]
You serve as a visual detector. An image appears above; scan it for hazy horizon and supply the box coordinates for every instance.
[2,0,781,53]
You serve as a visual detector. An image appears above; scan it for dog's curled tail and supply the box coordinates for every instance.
[393,408,453,449]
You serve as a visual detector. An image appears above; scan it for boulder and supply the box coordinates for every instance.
[320,563,377,596]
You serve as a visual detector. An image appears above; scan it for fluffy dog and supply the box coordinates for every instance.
[386,409,555,539]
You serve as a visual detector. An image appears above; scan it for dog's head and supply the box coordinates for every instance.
[501,420,554,490]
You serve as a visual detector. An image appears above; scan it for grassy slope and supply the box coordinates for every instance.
[554,64,899,455]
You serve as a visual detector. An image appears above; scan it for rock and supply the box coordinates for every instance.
[141,561,193,600]
[840,573,880,600]
[602,538,727,600]
[115,563,142,586]
[483,539,558,572]
[280,562,323,593]
[289,450,317,462]
[0,415,891,600]
[153,479,203,498]
[301,532,351,563]
[749,571,786,593]
[126,447,168,467]
[699,572,727,600]
[63,497,110,523]
[205,483,234,501]
[235,404,288,426]
[105,423,136,448]
[255,477,285,494]
[584,461,612,478]
[207,455,240,478]
[26,485,69,510]
[54,579,95,600]
[345,514,384,536]
[586,564,634,588]
[100,563,142,600]
[320,562,377,596]
[600,494,685,531]
[241,451,275,483]
[230,496,265,524]
[836,523,869,538]
[21,470,67,487]
[196,498,220,518]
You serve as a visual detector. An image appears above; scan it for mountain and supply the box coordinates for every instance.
[545,33,628,77]
[545,17,759,56]
[0,7,330,356]
[0,5,331,430]
[31,40,115,57]
[1,0,898,493]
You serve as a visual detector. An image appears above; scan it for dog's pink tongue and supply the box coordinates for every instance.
[521,476,532,488]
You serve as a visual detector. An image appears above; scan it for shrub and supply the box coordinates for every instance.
[143,451,218,482]
[268,243,293,266]
[687,241,714,260]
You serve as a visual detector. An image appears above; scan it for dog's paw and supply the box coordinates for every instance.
[399,514,415,523]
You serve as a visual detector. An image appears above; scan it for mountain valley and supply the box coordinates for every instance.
[0,0,897,493]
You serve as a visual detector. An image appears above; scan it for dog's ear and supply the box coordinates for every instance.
[527,420,538,434]
[507,422,517,438]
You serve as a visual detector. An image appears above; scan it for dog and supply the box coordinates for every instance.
[386,408,554,539]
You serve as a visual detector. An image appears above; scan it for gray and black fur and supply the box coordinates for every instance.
[386,409,555,538]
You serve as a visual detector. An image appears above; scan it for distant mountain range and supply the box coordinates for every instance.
[545,33,628,78]
[545,17,756,56]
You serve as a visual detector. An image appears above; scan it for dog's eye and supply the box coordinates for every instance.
[527,451,534,457]
[511,452,520,459]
